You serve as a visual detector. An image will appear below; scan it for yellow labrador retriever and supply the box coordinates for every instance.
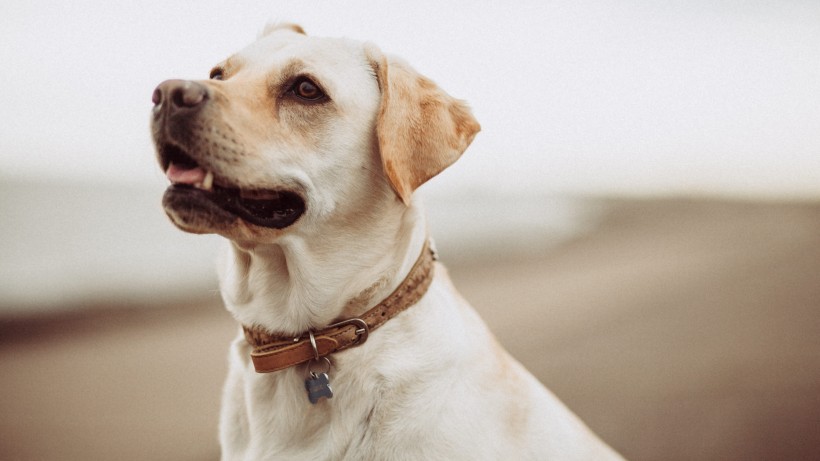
[151,23,624,460]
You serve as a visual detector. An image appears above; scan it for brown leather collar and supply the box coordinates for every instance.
[242,240,436,373]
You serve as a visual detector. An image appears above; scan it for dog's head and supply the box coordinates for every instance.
[151,24,479,244]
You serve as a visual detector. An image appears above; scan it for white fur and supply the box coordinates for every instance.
[169,25,624,461]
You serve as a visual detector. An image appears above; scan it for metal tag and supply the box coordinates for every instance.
[305,372,333,404]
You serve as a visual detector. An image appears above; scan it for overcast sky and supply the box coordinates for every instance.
[2,0,819,197]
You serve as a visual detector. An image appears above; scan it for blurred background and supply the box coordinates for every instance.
[1,1,819,460]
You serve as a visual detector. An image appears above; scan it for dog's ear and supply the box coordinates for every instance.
[366,45,480,205]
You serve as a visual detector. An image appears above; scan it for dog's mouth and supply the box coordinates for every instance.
[160,144,306,229]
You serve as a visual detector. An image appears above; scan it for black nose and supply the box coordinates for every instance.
[152,79,208,112]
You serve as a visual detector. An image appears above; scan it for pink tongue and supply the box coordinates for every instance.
[167,163,207,185]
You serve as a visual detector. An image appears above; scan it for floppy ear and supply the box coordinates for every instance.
[366,45,480,205]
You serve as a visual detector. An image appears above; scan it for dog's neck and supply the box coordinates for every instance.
[218,202,428,336]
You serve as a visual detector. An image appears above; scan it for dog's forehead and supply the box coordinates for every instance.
[233,32,367,79]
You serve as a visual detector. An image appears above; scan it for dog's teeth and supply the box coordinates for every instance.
[202,171,214,191]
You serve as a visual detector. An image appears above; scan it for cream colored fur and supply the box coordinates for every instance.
[161,23,624,460]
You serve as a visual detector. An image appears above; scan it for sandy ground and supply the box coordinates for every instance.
[1,198,819,461]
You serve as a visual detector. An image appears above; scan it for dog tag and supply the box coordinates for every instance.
[305,372,333,404]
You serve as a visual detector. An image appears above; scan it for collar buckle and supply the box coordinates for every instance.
[326,318,369,346]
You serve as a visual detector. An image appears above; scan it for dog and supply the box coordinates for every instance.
[151,23,624,460]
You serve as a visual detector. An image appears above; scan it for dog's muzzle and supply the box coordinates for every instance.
[151,79,306,230]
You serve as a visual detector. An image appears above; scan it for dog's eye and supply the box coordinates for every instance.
[290,78,326,101]
[210,68,224,80]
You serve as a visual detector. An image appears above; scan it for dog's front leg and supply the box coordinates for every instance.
[219,336,251,460]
